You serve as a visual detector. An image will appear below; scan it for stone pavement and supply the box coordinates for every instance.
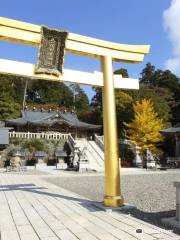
[0,174,180,240]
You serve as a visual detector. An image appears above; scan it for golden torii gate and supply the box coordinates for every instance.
[0,17,150,207]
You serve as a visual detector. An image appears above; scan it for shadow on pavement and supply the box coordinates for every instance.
[116,207,177,233]
[0,183,101,212]
[0,183,178,233]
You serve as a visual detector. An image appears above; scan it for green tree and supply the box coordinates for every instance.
[115,90,133,137]
[0,74,31,120]
[28,80,74,108]
[125,86,172,125]
[72,84,90,112]
[139,62,155,85]
[114,68,129,78]
[91,85,134,132]
[0,75,21,120]
[91,87,103,125]
[139,63,180,124]
[91,87,102,110]
[0,94,21,120]
[21,139,46,153]
[0,74,27,104]
[69,84,90,117]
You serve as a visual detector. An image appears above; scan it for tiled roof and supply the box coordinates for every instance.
[6,110,101,130]
[160,125,180,134]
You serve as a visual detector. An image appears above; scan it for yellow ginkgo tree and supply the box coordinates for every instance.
[126,99,164,155]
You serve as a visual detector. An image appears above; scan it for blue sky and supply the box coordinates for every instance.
[0,0,174,100]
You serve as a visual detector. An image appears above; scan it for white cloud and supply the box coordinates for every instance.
[163,0,180,75]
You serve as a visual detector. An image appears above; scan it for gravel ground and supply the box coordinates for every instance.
[44,171,180,229]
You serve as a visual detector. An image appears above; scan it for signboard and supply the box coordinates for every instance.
[35,26,68,76]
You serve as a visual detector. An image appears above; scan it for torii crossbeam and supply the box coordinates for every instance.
[0,17,150,207]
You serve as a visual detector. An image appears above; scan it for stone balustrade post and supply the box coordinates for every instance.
[174,182,180,221]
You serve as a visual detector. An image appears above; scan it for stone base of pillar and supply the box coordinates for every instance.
[103,195,124,208]
[92,201,135,212]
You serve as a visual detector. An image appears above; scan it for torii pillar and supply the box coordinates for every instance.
[101,56,123,206]
[0,17,150,207]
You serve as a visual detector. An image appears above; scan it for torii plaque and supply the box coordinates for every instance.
[0,17,150,207]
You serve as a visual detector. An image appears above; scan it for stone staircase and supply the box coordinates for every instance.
[86,140,104,172]
[69,137,104,172]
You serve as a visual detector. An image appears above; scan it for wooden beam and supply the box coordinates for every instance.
[0,17,150,63]
[0,59,139,89]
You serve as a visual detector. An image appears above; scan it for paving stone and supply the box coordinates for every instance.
[48,220,66,230]
[111,213,160,236]
[32,227,55,238]
[157,237,180,240]
[18,233,39,240]
[127,229,156,240]
[152,232,176,239]
[109,228,138,240]
[75,231,98,240]
[41,237,60,240]
[96,233,120,240]
[17,225,35,234]
[1,230,20,240]
[56,229,79,240]
[62,220,85,233]
[1,174,180,240]
[14,217,30,226]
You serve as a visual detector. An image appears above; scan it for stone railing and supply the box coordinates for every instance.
[68,134,76,151]
[95,135,136,149]
[9,131,70,140]
[88,141,104,160]
[94,134,104,151]
[167,157,180,162]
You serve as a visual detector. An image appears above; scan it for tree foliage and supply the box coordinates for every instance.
[126,99,164,154]
[0,60,180,146]
[125,86,172,126]
[69,84,90,115]
[0,75,21,120]
[27,80,74,107]
[139,62,155,85]
[140,63,180,124]
[90,86,134,135]
[0,94,21,120]
[114,68,129,78]
[115,90,133,137]
[0,74,91,120]
[90,87,103,125]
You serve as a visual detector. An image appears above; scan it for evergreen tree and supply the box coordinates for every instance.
[115,90,133,137]
[114,68,129,78]
[27,80,74,108]
[140,62,155,85]
[91,87,103,125]
[139,63,180,124]
[70,84,90,115]
[0,74,28,104]
[0,75,21,120]
[91,86,134,134]
[0,92,21,120]
[125,86,172,125]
